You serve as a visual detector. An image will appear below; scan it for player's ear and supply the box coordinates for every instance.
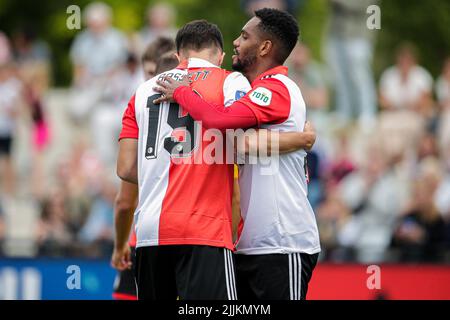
[259,40,273,58]
[219,51,225,66]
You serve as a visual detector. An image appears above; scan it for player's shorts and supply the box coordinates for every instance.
[235,252,319,300]
[112,246,137,300]
[135,245,237,300]
[0,136,12,156]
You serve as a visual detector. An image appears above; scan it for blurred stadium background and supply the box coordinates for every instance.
[0,0,450,299]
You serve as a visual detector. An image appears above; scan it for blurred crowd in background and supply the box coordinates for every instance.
[0,0,449,264]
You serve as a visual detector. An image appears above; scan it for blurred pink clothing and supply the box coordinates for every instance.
[33,121,50,152]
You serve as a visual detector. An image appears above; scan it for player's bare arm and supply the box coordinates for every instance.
[278,120,316,152]
[111,181,138,271]
[238,121,316,156]
[117,138,138,184]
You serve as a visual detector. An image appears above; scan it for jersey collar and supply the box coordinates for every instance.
[188,57,220,69]
[255,65,288,82]
[176,57,220,70]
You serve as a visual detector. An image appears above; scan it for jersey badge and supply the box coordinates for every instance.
[249,87,272,106]
[235,90,246,101]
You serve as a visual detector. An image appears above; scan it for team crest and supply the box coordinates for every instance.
[235,90,246,100]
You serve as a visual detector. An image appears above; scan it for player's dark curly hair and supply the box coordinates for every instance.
[176,20,224,53]
[254,8,299,64]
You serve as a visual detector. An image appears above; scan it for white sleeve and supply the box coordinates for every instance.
[222,72,252,107]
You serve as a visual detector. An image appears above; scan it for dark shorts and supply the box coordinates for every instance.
[235,252,319,300]
[112,246,137,300]
[0,136,12,156]
[135,245,237,300]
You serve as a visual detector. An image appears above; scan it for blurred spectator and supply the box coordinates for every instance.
[69,2,127,122]
[35,189,75,257]
[377,44,434,162]
[55,140,104,232]
[11,27,50,63]
[316,184,353,261]
[287,43,329,130]
[325,129,356,187]
[69,2,139,166]
[14,53,52,198]
[142,37,176,80]
[391,157,446,262]
[70,2,127,86]
[434,145,450,251]
[379,43,434,117]
[78,176,117,257]
[10,27,52,197]
[416,130,439,162]
[305,150,323,210]
[337,143,410,263]
[0,33,22,196]
[436,57,450,154]
[90,52,143,166]
[325,0,377,128]
[34,141,117,258]
[136,2,177,55]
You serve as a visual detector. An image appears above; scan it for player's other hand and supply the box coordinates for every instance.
[303,121,316,151]
[153,75,191,104]
[111,244,132,271]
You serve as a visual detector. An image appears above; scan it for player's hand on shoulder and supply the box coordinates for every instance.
[153,74,191,104]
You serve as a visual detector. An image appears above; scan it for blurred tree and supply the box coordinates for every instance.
[375,0,450,78]
[0,0,449,86]
[298,0,328,61]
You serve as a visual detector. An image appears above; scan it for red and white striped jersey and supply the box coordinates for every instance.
[120,58,251,250]
[235,66,321,255]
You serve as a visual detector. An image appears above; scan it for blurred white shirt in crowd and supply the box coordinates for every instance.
[380,65,433,109]
[70,28,127,81]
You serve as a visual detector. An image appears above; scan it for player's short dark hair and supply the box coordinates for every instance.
[254,8,299,64]
[176,20,224,53]
[155,51,179,74]
[142,37,176,63]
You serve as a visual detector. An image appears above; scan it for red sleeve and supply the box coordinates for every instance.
[237,78,291,126]
[173,87,257,130]
[119,95,138,140]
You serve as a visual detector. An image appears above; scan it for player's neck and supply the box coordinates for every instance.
[245,60,280,83]
[180,49,220,67]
